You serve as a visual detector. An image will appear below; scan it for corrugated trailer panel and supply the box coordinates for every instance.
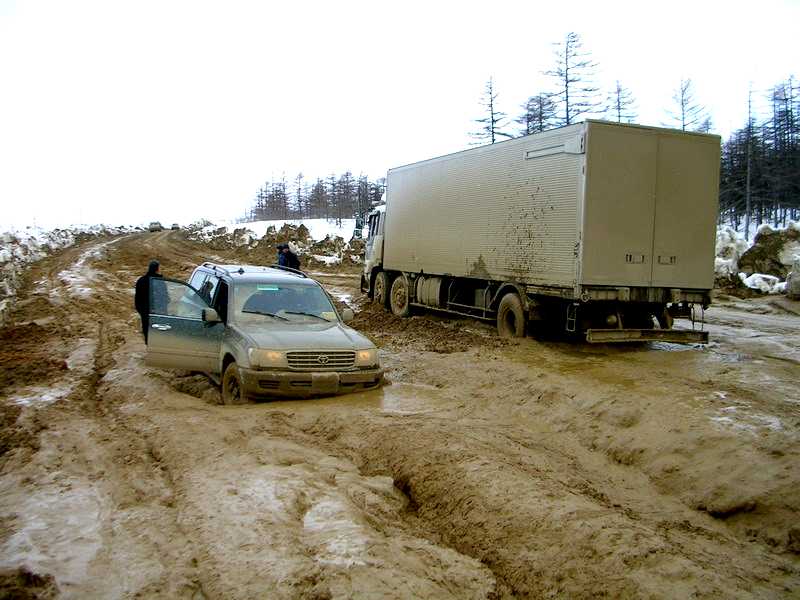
[384,125,585,287]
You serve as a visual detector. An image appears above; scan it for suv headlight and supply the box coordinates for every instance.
[248,349,288,368]
[354,348,379,368]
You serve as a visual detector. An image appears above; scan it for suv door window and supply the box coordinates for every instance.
[200,276,220,304]
[152,279,210,319]
[189,270,208,291]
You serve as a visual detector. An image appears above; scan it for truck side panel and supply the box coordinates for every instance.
[384,125,584,287]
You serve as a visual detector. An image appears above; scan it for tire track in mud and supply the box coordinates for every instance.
[292,410,799,598]
[0,234,211,597]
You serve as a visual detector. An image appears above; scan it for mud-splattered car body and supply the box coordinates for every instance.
[144,263,383,402]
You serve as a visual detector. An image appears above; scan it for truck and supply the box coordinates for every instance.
[361,120,721,343]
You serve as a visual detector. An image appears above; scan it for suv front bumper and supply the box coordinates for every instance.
[239,366,385,399]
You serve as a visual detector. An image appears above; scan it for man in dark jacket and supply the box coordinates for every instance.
[276,243,288,266]
[281,244,301,270]
[134,260,165,343]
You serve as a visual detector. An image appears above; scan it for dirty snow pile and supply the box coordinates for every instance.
[0,224,137,324]
[716,222,800,297]
[188,218,365,268]
[715,227,750,281]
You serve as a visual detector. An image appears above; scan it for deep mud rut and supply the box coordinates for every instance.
[0,232,799,599]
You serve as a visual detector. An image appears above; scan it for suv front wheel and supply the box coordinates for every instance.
[222,362,247,405]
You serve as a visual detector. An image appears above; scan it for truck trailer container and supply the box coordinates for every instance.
[361,120,721,343]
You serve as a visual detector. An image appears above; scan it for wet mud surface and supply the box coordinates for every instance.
[0,231,799,598]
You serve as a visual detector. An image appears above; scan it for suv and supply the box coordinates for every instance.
[144,263,384,403]
[148,222,164,232]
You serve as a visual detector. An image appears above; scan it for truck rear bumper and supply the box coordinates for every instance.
[585,328,708,344]
[239,367,385,398]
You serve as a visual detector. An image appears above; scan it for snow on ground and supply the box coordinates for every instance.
[716,221,799,295]
[715,227,749,280]
[0,224,137,324]
[739,273,783,294]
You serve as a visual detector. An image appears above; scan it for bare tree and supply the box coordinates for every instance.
[294,172,305,218]
[516,93,557,135]
[546,32,600,126]
[665,79,708,131]
[604,80,637,123]
[470,77,513,144]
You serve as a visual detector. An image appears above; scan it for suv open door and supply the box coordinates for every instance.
[145,278,224,373]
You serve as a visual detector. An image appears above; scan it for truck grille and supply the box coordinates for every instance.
[286,351,355,371]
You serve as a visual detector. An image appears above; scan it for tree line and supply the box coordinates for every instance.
[719,81,799,236]
[471,32,797,235]
[244,172,385,224]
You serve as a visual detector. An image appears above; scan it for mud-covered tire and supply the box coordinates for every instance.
[221,363,248,405]
[497,293,526,338]
[656,308,674,330]
[373,271,390,308]
[390,275,411,318]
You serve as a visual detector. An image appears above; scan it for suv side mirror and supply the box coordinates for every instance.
[202,308,221,323]
[341,308,354,322]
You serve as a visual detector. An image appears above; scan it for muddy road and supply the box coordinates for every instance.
[0,231,798,599]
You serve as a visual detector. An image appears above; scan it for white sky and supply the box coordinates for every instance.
[1,0,797,229]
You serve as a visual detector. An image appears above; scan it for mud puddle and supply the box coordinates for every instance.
[255,382,451,416]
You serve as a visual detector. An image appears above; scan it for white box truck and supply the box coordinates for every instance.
[361,121,721,343]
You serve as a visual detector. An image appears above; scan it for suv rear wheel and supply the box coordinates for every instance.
[222,362,247,405]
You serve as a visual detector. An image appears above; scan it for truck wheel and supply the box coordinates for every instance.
[390,275,411,318]
[373,272,390,308]
[497,293,526,338]
[222,362,248,405]
[656,308,674,329]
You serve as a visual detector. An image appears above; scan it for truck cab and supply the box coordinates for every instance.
[360,204,386,297]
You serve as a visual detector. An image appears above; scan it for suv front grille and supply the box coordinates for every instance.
[287,351,355,371]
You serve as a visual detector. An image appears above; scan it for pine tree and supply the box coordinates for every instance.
[470,77,513,144]
[665,79,708,131]
[516,93,557,135]
[546,32,600,126]
[294,172,305,218]
[604,81,636,123]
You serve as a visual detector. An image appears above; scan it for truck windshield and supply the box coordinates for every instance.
[233,282,338,324]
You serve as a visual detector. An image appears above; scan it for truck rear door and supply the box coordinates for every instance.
[650,133,720,289]
[581,123,657,287]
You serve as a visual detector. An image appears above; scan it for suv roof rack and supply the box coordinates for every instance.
[269,264,308,278]
[201,262,232,276]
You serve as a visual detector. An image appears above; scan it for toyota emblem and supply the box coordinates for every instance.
[317,355,330,365]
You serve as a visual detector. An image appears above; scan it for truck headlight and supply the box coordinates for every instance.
[248,349,288,368]
[354,348,379,368]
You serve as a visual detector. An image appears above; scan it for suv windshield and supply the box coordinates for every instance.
[233,282,338,324]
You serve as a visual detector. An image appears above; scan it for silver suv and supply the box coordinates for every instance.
[144,263,384,403]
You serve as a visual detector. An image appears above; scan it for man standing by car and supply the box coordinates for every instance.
[134,260,166,343]
[276,243,287,266]
[281,243,301,270]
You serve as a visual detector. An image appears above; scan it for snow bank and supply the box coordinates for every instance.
[738,273,783,294]
[188,218,364,269]
[715,222,800,296]
[714,227,749,280]
[0,224,137,324]
[193,219,356,244]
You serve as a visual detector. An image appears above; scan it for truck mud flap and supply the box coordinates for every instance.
[585,328,709,344]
